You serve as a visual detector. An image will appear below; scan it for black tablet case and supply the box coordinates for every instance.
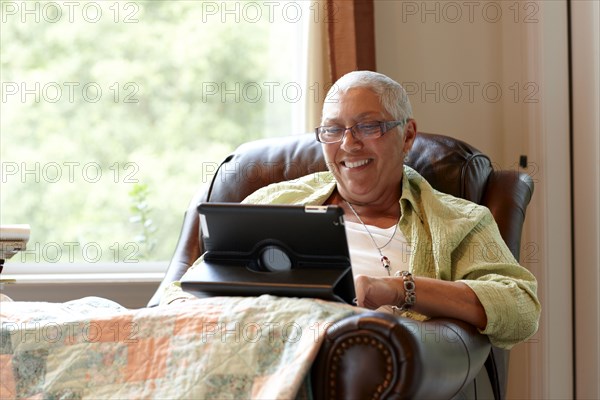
[180,203,355,304]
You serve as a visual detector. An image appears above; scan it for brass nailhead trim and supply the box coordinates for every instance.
[328,335,394,400]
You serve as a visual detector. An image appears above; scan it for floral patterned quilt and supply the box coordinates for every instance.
[0,295,358,399]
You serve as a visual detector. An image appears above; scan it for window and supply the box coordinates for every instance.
[1,1,313,265]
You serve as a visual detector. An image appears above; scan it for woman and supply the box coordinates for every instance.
[165,71,540,349]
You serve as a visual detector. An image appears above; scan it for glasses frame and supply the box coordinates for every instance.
[315,120,407,144]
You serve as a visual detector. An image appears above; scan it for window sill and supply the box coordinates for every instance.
[1,261,167,284]
[1,262,167,308]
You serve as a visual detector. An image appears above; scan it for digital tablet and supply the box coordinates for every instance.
[180,202,355,304]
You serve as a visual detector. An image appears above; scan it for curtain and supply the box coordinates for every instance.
[305,0,376,129]
[326,0,376,83]
[305,0,330,130]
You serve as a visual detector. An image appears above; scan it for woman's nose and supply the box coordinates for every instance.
[340,127,363,151]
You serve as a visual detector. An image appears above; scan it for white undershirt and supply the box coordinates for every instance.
[344,220,411,277]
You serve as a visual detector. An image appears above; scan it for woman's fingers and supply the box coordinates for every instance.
[354,275,403,309]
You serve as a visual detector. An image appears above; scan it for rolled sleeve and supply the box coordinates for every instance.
[453,212,541,348]
[461,276,540,348]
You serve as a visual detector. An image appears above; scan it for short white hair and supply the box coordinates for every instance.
[323,71,413,122]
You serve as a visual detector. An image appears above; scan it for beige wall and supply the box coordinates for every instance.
[373,0,553,173]
[374,0,581,398]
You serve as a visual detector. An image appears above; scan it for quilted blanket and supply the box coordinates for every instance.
[0,295,359,399]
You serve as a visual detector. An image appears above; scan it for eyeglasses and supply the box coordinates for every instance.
[315,120,407,144]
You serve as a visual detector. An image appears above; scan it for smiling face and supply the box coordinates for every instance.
[321,87,416,206]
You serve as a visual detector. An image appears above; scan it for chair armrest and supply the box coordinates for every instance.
[311,312,490,399]
[147,187,209,307]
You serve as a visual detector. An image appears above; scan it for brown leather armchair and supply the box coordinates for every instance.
[149,132,534,399]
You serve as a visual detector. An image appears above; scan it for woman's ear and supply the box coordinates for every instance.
[402,119,417,154]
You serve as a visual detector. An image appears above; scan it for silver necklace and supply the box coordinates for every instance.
[345,200,399,276]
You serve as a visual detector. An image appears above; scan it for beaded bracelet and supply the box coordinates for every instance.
[392,270,416,312]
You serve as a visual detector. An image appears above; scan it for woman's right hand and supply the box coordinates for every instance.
[354,274,404,309]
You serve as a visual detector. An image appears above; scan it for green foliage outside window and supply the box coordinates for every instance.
[1,1,305,263]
